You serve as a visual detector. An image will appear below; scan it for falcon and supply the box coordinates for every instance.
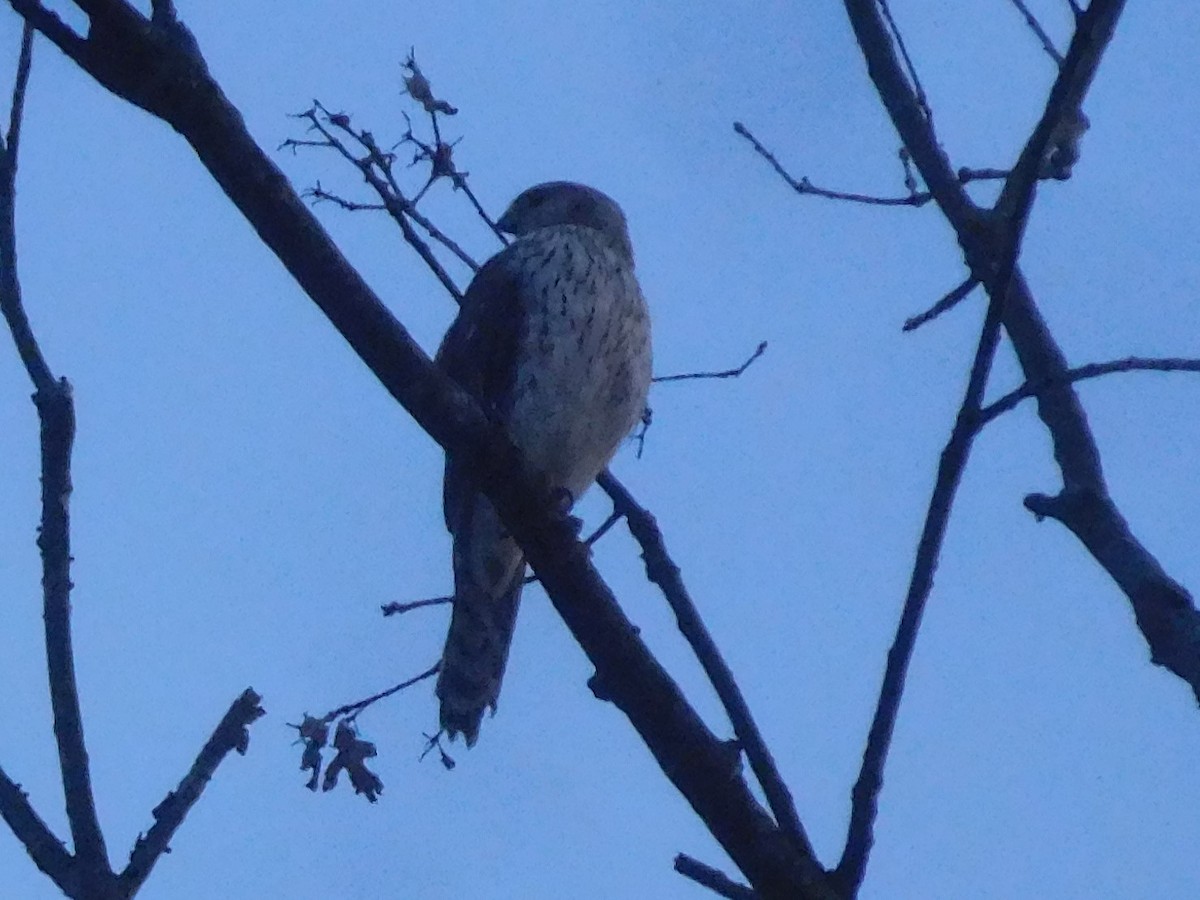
[434,182,652,746]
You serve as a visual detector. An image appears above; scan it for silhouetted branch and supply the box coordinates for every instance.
[36,378,116,886]
[902,278,978,332]
[1008,0,1065,64]
[654,341,768,383]
[119,689,265,895]
[877,0,932,123]
[381,510,620,618]
[597,471,815,862]
[2,21,268,898]
[676,853,759,900]
[0,22,111,886]
[0,21,50,392]
[284,105,468,303]
[318,664,441,724]
[0,764,76,894]
[833,1,1130,893]
[978,356,1200,426]
[9,3,835,894]
[735,122,929,206]
[382,595,453,617]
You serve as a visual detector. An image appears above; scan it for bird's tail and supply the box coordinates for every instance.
[436,498,526,747]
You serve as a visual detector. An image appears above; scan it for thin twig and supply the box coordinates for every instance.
[675,853,759,900]
[5,20,32,160]
[597,471,817,862]
[118,689,265,895]
[978,356,1200,427]
[321,663,440,723]
[306,186,385,212]
[584,507,624,546]
[653,341,768,383]
[738,119,1071,211]
[0,22,51,392]
[382,595,453,617]
[318,102,479,271]
[1009,0,1065,63]
[902,278,978,332]
[735,122,930,206]
[878,0,933,123]
[342,112,479,272]
[452,171,507,243]
[288,105,467,301]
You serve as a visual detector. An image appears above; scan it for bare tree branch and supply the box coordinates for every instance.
[978,356,1200,426]
[284,105,467,303]
[0,22,113,889]
[832,1,1130,893]
[598,472,815,861]
[735,122,929,207]
[0,765,77,894]
[36,378,118,890]
[315,664,440,724]
[876,0,932,124]
[0,21,51,392]
[654,341,768,383]
[902,278,978,332]
[675,853,759,900]
[118,689,265,895]
[2,20,270,898]
[6,4,833,895]
[1008,0,1065,64]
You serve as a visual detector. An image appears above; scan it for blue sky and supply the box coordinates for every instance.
[2,2,1198,897]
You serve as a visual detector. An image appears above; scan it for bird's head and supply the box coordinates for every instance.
[497,181,633,259]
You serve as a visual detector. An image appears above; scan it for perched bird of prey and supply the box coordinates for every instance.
[435,182,652,746]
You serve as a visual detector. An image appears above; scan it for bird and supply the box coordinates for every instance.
[434,182,652,746]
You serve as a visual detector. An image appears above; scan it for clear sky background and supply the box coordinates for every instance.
[1,2,1198,898]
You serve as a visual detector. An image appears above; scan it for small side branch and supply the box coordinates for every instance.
[284,103,471,303]
[735,122,929,206]
[1008,0,1065,64]
[597,472,817,863]
[292,666,439,801]
[0,765,76,893]
[675,853,759,900]
[902,278,978,332]
[654,341,767,383]
[119,689,266,895]
[316,663,440,724]
[0,22,51,392]
[381,595,452,617]
[977,356,1200,426]
[877,0,932,123]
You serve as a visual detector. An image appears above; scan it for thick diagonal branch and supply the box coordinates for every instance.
[8,4,832,896]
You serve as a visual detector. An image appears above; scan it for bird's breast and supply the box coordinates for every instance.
[505,233,651,497]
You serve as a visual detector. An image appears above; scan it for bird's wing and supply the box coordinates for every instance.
[434,247,529,745]
[435,250,525,531]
